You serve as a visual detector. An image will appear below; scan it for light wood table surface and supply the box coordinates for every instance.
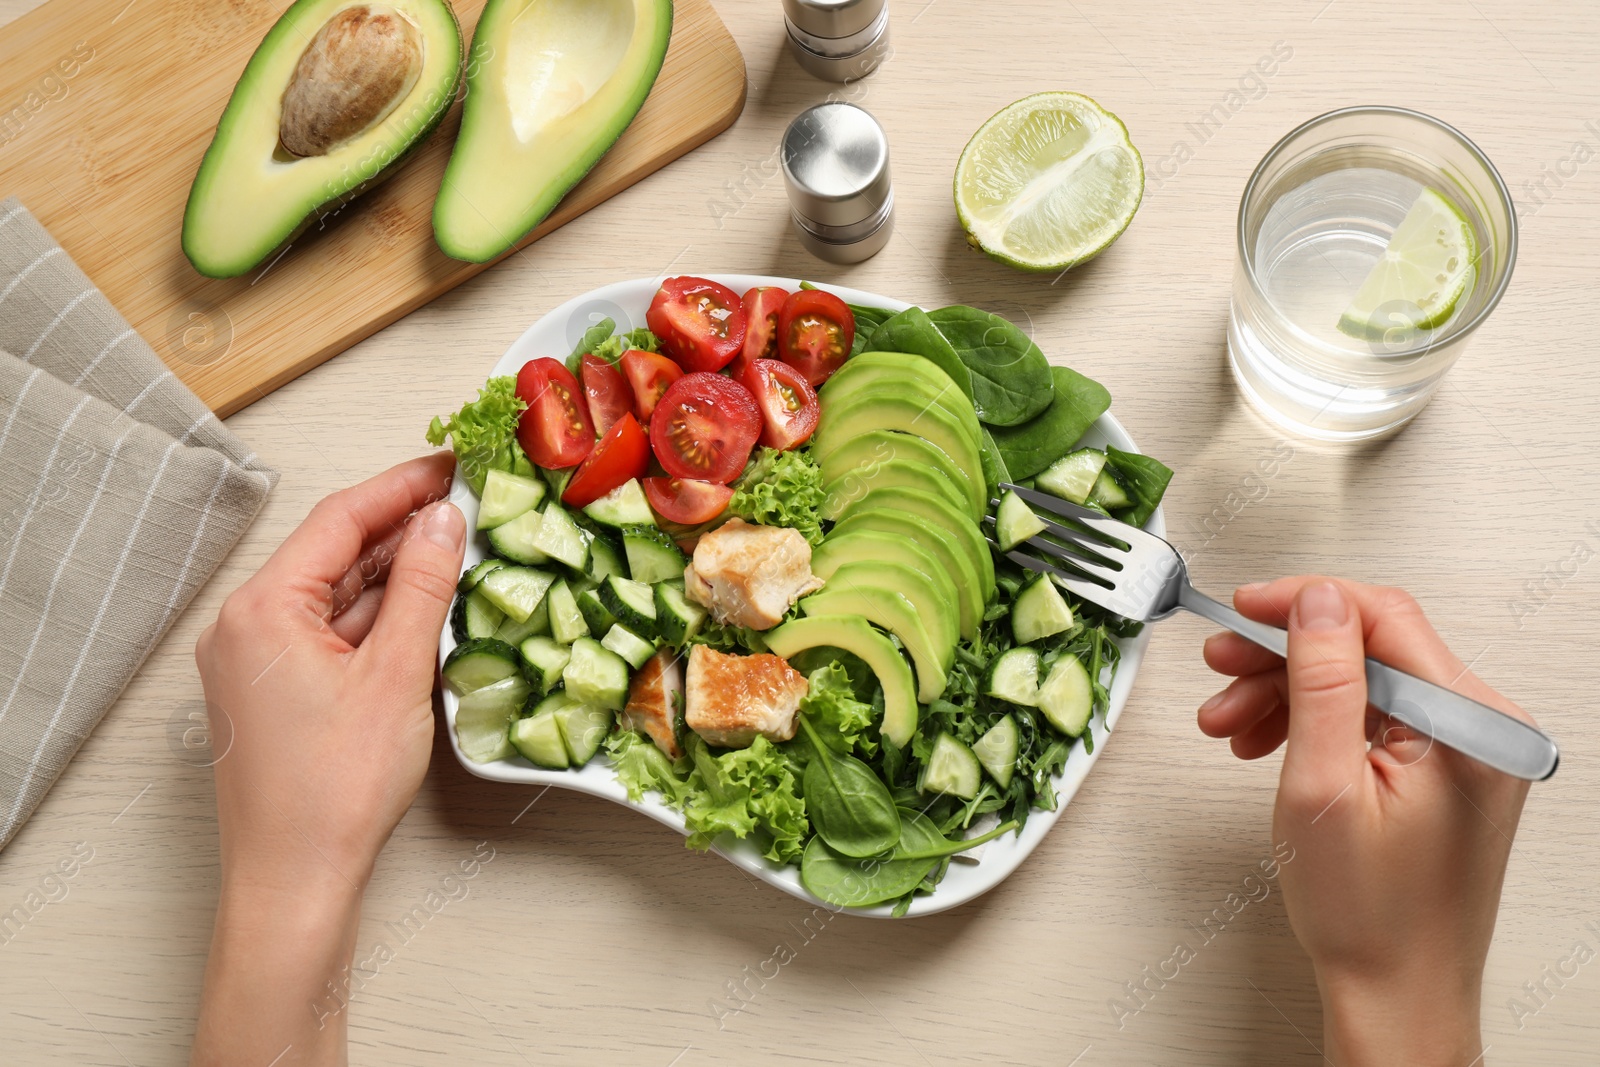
[2,1,1596,1063]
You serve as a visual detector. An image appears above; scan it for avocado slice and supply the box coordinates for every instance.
[825,351,984,440]
[183,0,465,278]
[823,514,983,641]
[826,350,967,402]
[812,393,984,496]
[822,459,969,521]
[834,486,996,603]
[817,365,985,463]
[808,547,959,656]
[765,615,918,749]
[432,0,672,262]
[818,430,983,520]
[802,585,949,703]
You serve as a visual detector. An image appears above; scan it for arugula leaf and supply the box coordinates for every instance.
[1104,446,1174,528]
[727,446,826,544]
[424,375,528,496]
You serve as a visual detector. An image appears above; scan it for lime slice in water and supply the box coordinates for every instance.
[954,92,1144,273]
[1337,188,1477,342]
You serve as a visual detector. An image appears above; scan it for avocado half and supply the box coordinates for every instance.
[182,0,464,278]
[432,0,673,263]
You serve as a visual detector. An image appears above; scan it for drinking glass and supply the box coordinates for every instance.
[1227,106,1517,441]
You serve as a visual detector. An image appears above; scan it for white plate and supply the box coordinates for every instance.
[439,275,1163,918]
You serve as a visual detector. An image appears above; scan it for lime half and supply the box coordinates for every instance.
[1337,188,1477,341]
[954,92,1144,273]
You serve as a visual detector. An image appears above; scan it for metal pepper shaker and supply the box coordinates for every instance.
[782,0,891,82]
[780,102,894,263]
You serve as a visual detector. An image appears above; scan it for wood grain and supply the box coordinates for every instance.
[0,0,746,416]
[2,1,1598,1065]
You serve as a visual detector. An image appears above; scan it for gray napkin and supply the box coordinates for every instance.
[0,198,276,849]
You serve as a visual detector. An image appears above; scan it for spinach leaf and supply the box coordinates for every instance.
[1103,446,1174,529]
[799,808,1018,907]
[847,303,896,356]
[986,365,1112,479]
[798,716,900,858]
[924,307,1053,426]
[866,307,973,397]
[979,427,1010,501]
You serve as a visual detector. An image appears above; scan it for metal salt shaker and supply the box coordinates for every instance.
[782,0,891,83]
[780,102,894,263]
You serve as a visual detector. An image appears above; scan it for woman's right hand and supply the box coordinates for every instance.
[1198,578,1534,1066]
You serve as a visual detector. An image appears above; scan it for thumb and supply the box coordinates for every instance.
[361,501,466,685]
[1281,581,1370,804]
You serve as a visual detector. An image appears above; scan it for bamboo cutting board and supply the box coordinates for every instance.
[0,0,746,416]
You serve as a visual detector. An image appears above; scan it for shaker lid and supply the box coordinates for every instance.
[781,103,892,229]
[781,0,885,41]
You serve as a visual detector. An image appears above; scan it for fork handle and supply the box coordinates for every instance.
[1178,586,1559,782]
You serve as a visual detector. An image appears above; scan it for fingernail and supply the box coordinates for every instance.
[1199,690,1230,714]
[422,502,464,551]
[1295,581,1348,631]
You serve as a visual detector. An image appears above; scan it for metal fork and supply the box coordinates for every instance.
[987,483,1559,781]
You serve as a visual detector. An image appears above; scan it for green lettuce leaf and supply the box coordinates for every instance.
[425,376,530,496]
[604,729,693,806]
[799,663,877,757]
[682,735,808,864]
[727,447,826,545]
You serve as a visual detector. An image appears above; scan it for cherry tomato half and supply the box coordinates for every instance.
[516,357,593,469]
[562,412,650,508]
[619,349,683,424]
[778,288,855,386]
[643,476,734,526]
[740,358,820,451]
[729,286,789,379]
[580,354,634,438]
[645,276,747,373]
[649,372,761,484]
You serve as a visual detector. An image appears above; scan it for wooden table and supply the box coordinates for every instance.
[2,1,1595,1063]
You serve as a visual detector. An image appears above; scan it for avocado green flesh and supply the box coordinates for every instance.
[432,0,671,262]
[821,459,969,521]
[836,486,996,602]
[765,615,918,748]
[818,431,983,520]
[824,512,983,641]
[809,547,958,655]
[182,0,464,278]
[822,354,985,452]
[802,585,949,703]
[812,393,984,494]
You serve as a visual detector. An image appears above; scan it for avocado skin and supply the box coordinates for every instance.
[182,0,464,279]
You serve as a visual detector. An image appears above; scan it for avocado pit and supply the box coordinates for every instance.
[279,4,422,157]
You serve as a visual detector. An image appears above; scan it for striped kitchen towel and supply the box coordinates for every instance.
[0,198,275,850]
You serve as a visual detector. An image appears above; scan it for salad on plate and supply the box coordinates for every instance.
[428,275,1172,916]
